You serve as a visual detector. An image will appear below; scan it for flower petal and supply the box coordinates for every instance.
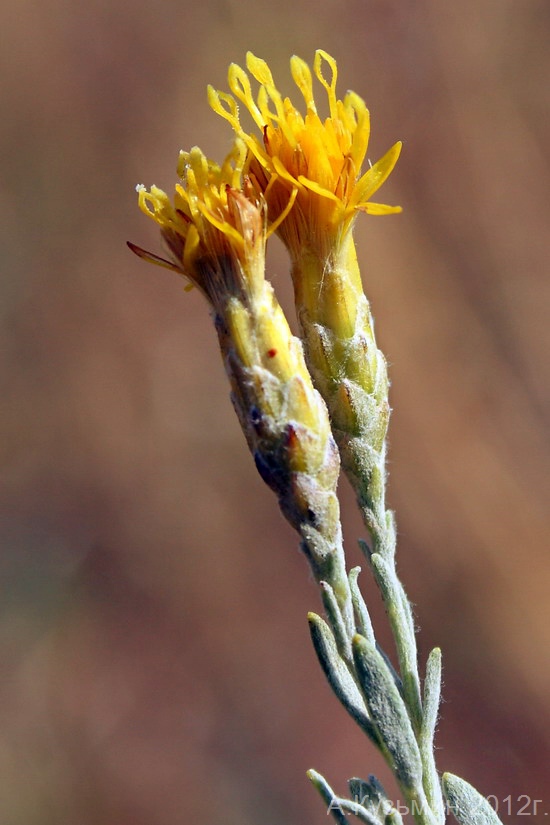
[350,141,402,207]
[126,241,183,274]
[356,202,402,215]
[297,175,340,203]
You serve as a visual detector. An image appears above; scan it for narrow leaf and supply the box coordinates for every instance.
[353,634,423,792]
[442,773,504,825]
[307,769,348,825]
[369,553,422,726]
[349,567,376,645]
[420,648,445,823]
[320,581,352,662]
[422,647,442,741]
[308,613,378,743]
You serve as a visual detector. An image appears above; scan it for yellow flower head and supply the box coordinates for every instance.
[208,50,402,259]
[128,138,287,310]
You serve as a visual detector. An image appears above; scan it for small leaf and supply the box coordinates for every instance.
[308,613,378,743]
[320,581,352,662]
[420,648,445,823]
[368,553,422,727]
[349,567,376,645]
[422,648,442,742]
[442,773,504,825]
[307,769,348,825]
[353,634,423,792]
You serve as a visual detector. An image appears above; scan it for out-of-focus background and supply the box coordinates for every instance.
[2,0,549,823]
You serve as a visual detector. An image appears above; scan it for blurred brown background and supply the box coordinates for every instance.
[1,0,549,823]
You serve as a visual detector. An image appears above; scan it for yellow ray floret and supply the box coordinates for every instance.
[208,50,402,250]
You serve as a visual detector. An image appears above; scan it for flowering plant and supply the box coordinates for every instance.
[129,50,504,825]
